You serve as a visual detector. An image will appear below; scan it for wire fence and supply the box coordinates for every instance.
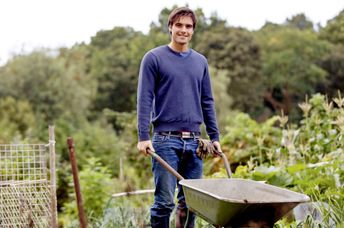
[0,137,56,227]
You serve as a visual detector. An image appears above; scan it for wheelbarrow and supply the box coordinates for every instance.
[147,149,310,227]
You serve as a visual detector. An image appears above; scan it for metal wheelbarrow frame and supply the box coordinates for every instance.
[147,149,310,227]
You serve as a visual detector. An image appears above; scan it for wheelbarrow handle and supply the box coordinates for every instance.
[219,152,232,178]
[146,149,184,181]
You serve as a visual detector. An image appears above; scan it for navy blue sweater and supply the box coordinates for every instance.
[137,45,219,141]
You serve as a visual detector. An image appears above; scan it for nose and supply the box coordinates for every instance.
[180,26,187,33]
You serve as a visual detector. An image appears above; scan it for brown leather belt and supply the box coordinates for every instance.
[158,131,200,139]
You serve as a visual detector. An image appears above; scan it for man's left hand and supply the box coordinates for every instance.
[212,141,223,156]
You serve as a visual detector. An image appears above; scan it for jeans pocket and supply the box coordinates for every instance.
[152,134,168,144]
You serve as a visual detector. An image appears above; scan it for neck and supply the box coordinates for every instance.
[168,42,189,52]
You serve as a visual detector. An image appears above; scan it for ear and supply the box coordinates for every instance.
[168,25,172,34]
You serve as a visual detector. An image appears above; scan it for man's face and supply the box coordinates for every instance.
[169,16,194,46]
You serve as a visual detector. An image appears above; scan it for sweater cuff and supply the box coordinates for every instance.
[138,131,150,141]
[208,133,220,142]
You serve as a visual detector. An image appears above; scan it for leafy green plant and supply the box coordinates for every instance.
[60,158,114,226]
[213,93,344,227]
[98,196,151,228]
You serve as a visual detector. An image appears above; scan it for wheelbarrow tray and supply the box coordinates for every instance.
[180,178,310,227]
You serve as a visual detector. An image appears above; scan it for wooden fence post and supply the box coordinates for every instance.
[49,125,58,228]
[67,137,87,228]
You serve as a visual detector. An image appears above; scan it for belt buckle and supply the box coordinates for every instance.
[181,131,191,138]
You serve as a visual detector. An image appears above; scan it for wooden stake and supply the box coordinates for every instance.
[49,125,58,228]
[67,137,87,228]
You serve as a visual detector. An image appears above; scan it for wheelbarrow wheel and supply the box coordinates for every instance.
[230,206,275,228]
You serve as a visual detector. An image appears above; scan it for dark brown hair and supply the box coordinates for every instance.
[167,7,197,29]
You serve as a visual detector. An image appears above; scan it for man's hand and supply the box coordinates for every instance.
[137,140,154,156]
[212,141,223,156]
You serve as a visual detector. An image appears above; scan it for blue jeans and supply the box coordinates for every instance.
[150,133,202,228]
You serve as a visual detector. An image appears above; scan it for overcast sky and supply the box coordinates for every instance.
[1,0,343,65]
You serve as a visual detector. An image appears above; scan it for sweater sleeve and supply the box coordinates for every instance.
[137,52,157,141]
[201,62,220,141]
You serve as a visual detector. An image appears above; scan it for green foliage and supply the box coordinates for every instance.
[318,45,344,98]
[220,113,281,164]
[89,27,148,113]
[0,96,36,143]
[56,44,97,118]
[97,195,152,227]
[285,13,314,30]
[52,118,124,215]
[255,25,333,118]
[220,93,343,166]
[320,9,344,46]
[149,6,174,34]
[102,110,154,190]
[0,50,92,124]
[60,158,114,226]
[216,93,344,226]
[99,206,149,227]
[257,26,331,89]
[196,24,263,115]
[67,120,123,176]
[208,67,233,134]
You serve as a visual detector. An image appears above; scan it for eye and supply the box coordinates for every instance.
[175,23,182,27]
[186,24,193,29]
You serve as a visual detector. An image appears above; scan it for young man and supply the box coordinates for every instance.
[137,7,222,228]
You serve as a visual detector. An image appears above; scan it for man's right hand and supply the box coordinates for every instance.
[137,140,154,156]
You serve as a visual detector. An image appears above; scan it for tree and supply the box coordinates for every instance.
[285,13,314,30]
[255,25,333,117]
[149,6,175,34]
[196,23,263,116]
[317,46,344,98]
[0,51,92,123]
[88,27,148,114]
[208,67,233,133]
[0,97,36,143]
[0,50,94,126]
[317,9,344,97]
[319,9,344,46]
